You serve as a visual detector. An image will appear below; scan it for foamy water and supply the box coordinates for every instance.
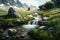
[22,24,38,30]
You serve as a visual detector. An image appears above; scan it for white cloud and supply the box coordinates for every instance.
[19,0,38,7]
[37,0,51,6]
[19,0,51,8]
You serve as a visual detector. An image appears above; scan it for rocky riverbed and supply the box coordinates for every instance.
[0,28,34,40]
[0,7,54,40]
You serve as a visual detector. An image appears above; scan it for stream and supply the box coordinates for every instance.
[0,12,49,40]
[16,12,42,31]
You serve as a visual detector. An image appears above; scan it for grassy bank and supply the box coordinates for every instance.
[0,7,35,26]
[0,7,60,40]
[29,8,60,40]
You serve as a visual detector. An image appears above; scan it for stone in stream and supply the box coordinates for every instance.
[39,26,47,29]
[38,19,43,25]
[7,28,32,40]
[7,23,15,28]
[33,12,39,16]
[8,7,20,18]
[8,28,17,36]
[48,27,55,32]
[27,14,33,17]
[39,26,48,32]
[43,16,50,21]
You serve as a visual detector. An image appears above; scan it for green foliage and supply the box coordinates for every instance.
[0,10,7,16]
[39,2,54,10]
[35,7,60,40]
[0,8,35,26]
[0,4,60,40]
[29,29,56,40]
[51,0,60,8]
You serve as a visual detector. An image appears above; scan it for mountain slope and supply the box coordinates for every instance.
[0,0,37,10]
[0,0,23,7]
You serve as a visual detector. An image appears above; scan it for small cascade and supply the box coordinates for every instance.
[22,12,42,30]
[28,21,31,25]
[33,20,38,25]
[32,14,42,25]
[27,13,42,25]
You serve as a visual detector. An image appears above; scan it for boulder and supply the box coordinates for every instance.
[8,7,20,18]
[39,26,47,29]
[48,27,55,32]
[39,26,47,32]
[8,23,15,28]
[38,19,43,25]
[8,28,17,36]
[43,16,50,21]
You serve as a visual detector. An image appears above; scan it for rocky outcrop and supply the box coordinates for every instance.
[0,0,23,7]
[16,0,23,8]
[0,28,32,40]
[8,7,20,18]
[0,0,16,5]
[0,0,37,9]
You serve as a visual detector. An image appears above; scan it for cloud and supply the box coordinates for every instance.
[37,0,51,5]
[19,0,38,7]
[19,0,51,8]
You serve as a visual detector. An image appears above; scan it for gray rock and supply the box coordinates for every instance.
[1,28,33,40]
[8,28,17,36]
[0,0,23,7]
[8,7,20,18]
[48,27,55,32]
[0,0,16,5]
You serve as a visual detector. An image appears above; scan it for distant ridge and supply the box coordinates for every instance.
[0,0,37,10]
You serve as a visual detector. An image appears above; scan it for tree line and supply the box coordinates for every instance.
[39,0,60,10]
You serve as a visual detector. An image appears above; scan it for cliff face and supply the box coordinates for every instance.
[0,0,37,9]
[0,0,15,5]
[16,0,23,8]
[0,0,23,7]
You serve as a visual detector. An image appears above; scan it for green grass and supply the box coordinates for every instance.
[38,8,60,17]
[0,7,35,26]
[0,7,60,40]
[0,9,7,16]
[29,8,60,40]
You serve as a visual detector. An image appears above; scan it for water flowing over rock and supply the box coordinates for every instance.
[27,12,43,25]
[8,7,20,18]
[32,13,42,25]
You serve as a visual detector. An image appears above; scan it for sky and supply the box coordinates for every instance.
[19,0,51,8]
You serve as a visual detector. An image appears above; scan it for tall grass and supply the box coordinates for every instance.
[29,8,60,40]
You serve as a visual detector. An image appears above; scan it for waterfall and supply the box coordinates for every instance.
[33,20,38,25]
[27,13,42,25]
[27,19,38,25]
[22,13,42,30]
[32,15,42,25]
[28,21,31,25]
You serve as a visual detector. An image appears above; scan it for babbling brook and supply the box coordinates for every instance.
[0,0,60,40]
